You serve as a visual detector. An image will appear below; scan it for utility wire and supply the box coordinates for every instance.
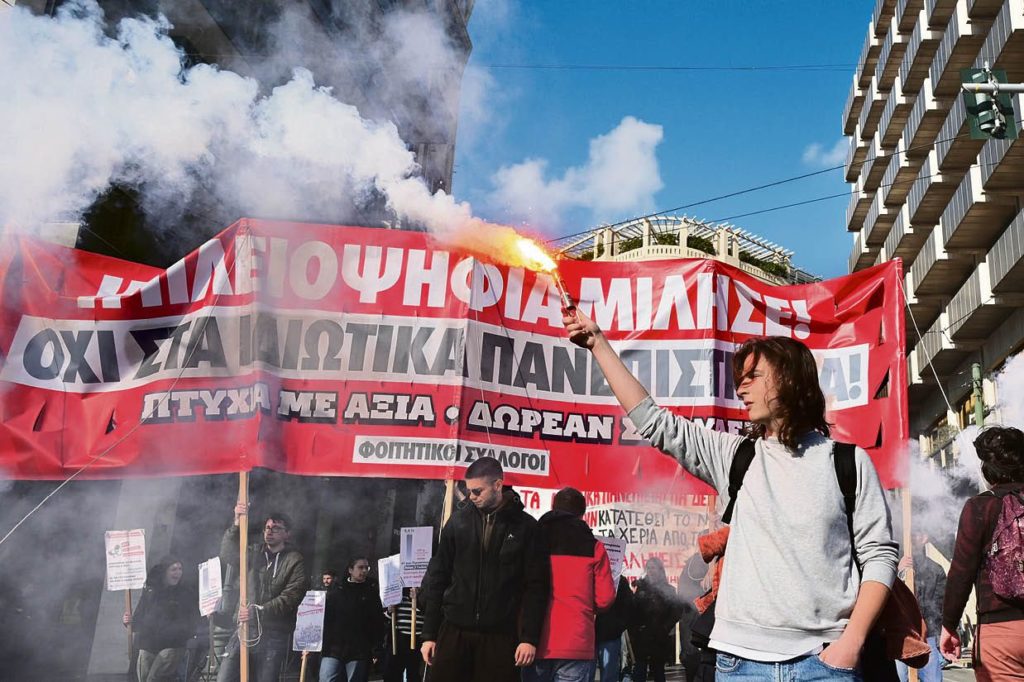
[481,63,856,73]
[548,117,1024,247]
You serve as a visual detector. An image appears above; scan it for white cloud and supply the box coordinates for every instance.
[488,116,664,230]
[802,138,849,167]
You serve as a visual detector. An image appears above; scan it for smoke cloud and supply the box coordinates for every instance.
[0,0,489,243]
[487,116,665,229]
[994,351,1024,426]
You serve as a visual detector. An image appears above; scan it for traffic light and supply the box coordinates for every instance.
[961,67,1018,140]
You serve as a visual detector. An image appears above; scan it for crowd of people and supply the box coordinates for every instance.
[119,314,1024,681]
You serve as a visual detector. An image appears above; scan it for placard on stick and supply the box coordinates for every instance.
[104,529,147,591]
[378,554,402,608]
[293,591,327,652]
[598,536,627,586]
[399,526,432,588]
[198,557,223,617]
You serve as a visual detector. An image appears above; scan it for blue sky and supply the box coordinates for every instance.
[453,1,873,279]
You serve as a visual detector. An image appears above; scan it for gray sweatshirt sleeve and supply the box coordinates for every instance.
[627,397,744,495]
[852,447,899,588]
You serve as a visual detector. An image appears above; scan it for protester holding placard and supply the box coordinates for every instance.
[592,576,633,682]
[217,506,307,682]
[122,557,198,682]
[383,588,424,682]
[564,313,899,680]
[525,487,615,682]
[420,458,550,682]
[320,556,387,682]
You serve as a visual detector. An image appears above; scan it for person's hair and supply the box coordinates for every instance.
[465,457,503,482]
[732,337,830,448]
[265,512,293,531]
[552,487,586,516]
[974,426,1024,486]
[322,568,339,578]
[644,557,668,585]
[147,556,183,589]
[346,556,370,571]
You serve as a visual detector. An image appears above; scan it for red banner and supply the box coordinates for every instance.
[0,219,908,492]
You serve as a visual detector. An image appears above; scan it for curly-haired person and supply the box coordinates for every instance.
[941,426,1024,680]
[563,311,898,681]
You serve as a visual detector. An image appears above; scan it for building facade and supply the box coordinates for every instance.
[844,0,1024,459]
[554,215,818,285]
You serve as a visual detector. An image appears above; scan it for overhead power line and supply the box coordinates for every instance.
[480,62,856,73]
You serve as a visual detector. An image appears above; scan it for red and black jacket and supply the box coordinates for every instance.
[536,510,615,660]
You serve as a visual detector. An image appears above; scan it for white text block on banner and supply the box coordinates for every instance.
[198,557,223,617]
[399,526,433,588]
[105,529,147,591]
[293,591,327,652]
[598,536,627,586]
[378,554,402,608]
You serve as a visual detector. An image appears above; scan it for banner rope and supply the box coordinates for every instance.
[896,275,958,427]
[0,222,249,550]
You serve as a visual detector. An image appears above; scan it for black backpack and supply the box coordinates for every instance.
[689,439,898,681]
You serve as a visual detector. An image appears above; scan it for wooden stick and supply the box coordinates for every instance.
[391,608,397,655]
[902,487,918,682]
[124,589,133,661]
[299,650,309,682]
[410,588,418,650]
[238,471,250,682]
[441,479,455,529]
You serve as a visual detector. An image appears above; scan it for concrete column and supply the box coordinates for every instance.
[677,225,689,253]
[87,478,183,677]
[642,220,652,248]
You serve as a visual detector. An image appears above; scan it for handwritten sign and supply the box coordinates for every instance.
[198,557,223,617]
[399,526,433,588]
[104,529,147,591]
[598,536,627,586]
[292,590,327,652]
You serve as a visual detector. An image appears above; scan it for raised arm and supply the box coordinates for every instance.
[564,311,649,412]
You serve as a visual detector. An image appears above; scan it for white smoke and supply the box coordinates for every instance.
[994,352,1024,426]
[0,1,483,239]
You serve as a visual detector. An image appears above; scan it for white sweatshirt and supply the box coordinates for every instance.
[629,397,899,657]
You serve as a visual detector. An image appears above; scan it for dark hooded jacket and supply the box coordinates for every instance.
[133,562,199,653]
[422,489,549,644]
[322,579,387,661]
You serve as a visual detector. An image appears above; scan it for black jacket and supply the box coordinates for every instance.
[629,577,683,661]
[912,550,946,637]
[422,490,549,644]
[133,567,198,652]
[595,576,634,643]
[322,580,387,661]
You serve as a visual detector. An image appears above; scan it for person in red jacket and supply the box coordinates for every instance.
[524,487,616,682]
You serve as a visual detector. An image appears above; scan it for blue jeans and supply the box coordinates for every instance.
[590,638,622,682]
[896,636,942,682]
[715,652,863,681]
[217,630,290,682]
[319,657,370,682]
[523,659,596,682]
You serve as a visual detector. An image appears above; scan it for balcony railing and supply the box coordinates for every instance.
[849,230,866,273]
[915,314,947,372]
[875,23,897,84]
[940,169,974,244]
[947,265,986,337]
[934,95,967,169]
[885,207,908,256]
[980,134,1015,186]
[874,0,897,36]
[906,154,933,219]
[857,78,879,137]
[929,6,962,86]
[910,227,938,286]
[926,0,957,28]
[989,207,1024,292]
[880,151,902,205]
[842,75,863,135]
[856,23,881,88]
[975,0,1022,69]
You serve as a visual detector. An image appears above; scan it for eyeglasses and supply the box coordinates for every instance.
[264,525,288,533]
[467,481,497,498]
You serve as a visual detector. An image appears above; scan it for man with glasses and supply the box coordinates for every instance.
[217,506,308,682]
[420,458,550,682]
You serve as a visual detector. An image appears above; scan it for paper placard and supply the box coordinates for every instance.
[399,526,433,588]
[293,590,327,652]
[198,557,223,617]
[598,536,627,587]
[104,529,147,591]
[378,554,402,607]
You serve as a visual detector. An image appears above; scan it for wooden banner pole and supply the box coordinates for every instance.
[124,589,133,661]
[410,588,418,651]
[391,608,398,655]
[441,479,455,529]
[902,487,918,682]
[238,472,250,682]
[299,650,309,682]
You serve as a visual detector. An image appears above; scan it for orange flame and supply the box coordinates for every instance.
[442,218,560,273]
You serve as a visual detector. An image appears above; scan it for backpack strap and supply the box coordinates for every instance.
[722,439,756,524]
[832,441,859,566]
